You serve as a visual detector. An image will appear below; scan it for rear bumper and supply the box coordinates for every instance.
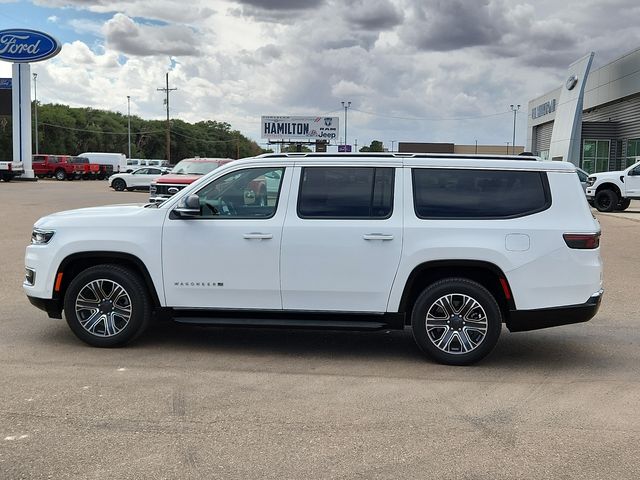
[506,289,603,332]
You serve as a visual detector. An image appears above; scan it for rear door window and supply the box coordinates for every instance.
[412,168,550,219]
[297,167,394,219]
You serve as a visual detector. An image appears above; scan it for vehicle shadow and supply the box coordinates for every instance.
[128,321,615,373]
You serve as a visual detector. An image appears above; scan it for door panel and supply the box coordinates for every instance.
[162,166,290,309]
[280,166,403,312]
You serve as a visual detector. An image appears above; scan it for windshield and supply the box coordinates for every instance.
[171,160,221,175]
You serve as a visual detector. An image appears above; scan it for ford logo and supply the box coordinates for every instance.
[566,74,578,91]
[0,29,62,63]
[168,187,179,194]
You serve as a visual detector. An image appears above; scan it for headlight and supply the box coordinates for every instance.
[31,229,55,245]
[586,177,596,187]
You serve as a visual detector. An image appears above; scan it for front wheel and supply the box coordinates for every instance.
[55,169,66,181]
[615,198,632,211]
[594,189,618,212]
[411,278,502,365]
[112,178,126,191]
[63,265,151,347]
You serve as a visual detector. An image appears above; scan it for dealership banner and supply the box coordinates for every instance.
[261,116,339,141]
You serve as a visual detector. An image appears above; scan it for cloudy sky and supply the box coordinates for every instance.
[1,0,640,151]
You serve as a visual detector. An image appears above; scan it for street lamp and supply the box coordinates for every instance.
[510,104,520,155]
[341,101,351,150]
[33,73,38,155]
[127,95,131,160]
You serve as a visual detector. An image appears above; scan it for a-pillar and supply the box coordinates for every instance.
[12,63,34,179]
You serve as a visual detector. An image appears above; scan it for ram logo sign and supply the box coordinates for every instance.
[0,29,62,63]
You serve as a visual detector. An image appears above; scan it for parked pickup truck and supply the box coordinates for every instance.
[0,160,24,181]
[68,156,102,180]
[585,160,640,212]
[149,157,233,203]
[33,154,98,181]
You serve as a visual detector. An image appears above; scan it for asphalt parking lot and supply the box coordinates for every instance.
[1,179,639,479]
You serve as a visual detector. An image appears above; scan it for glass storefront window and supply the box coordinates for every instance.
[582,139,609,174]
[625,139,640,169]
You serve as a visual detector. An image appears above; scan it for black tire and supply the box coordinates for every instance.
[411,278,502,365]
[55,169,66,181]
[615,198,632,211]
[112,178,126,191]
[63,264,151,347]
[594,189,618,212]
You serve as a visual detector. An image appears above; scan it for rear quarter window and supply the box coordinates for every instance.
[412,168,551,219]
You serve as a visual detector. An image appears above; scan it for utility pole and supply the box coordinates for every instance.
[341,101,351,150]
[127,95,131,160]
[475,139,478,154]
[506,142,510,154]
[510,104,520,155]
[158,73,177,163]
[391,140,395,152]
[33,73,38,155]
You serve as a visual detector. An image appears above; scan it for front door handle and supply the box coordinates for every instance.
[243,233,273,240]
[363,233,394,241]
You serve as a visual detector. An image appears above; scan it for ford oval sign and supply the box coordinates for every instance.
[0,29,61,63]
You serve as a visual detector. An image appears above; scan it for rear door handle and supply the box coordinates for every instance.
[243,233,273,240]
[363,233,394,241]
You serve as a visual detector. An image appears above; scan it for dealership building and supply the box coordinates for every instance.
[527,47,640,173]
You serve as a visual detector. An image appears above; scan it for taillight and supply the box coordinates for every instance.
[563,232,600,249]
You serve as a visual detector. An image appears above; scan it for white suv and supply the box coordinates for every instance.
[24,153,603,365]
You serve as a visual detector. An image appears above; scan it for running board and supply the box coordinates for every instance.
[171,310,405,331]
[174,317,390,330]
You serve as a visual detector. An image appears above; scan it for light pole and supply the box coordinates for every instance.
[510,104,520,155]
[33,73,38,155]
[341,101,351,150]
[391,140,395,152]
[127,95,132,160]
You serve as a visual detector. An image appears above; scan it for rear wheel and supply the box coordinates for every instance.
[594,189,618,212]
[615,198,632,211]
[55,169,66,181]
[63,265,151,347]
[411,278,502,365]
[112,178,126,191]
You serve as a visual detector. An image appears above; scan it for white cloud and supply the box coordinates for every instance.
[47,15,59,22]
[103,14,201,57]
[8,0,640,149]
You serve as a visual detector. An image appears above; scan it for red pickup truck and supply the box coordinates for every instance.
[32,154,100,181]
[149,158,233,202]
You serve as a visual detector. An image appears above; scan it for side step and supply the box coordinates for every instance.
[171,310,405,331]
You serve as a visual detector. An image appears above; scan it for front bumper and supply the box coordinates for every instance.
[506,289,603,332]
[27,295,62,319]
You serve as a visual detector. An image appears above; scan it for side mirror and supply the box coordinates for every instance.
[174,194,200,217]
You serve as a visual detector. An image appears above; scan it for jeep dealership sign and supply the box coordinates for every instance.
[0,29,61,63]
[261,116,339,140]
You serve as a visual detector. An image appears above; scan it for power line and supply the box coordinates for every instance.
[40,122,163,135]
[350,107,512,121]
[172,130,240,144]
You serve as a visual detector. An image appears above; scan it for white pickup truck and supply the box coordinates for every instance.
[0,160,24,182]
[585,161,640,212]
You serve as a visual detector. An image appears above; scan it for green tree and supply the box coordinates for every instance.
[359,140,384,152]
